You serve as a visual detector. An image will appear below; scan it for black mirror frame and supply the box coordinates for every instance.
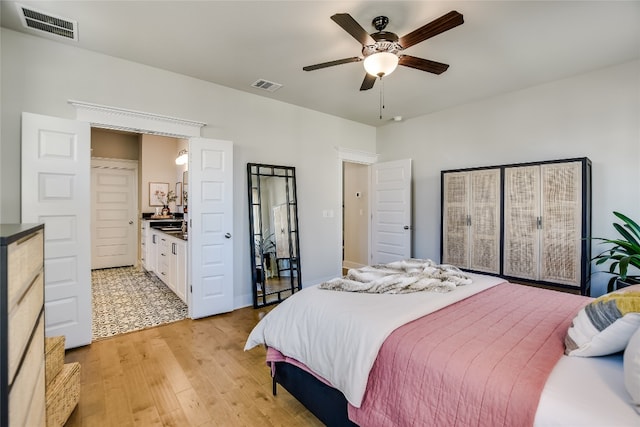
[247,163,302,308]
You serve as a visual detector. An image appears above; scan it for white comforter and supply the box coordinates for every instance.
[244,272,505,407]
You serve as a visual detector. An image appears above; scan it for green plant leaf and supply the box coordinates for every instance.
[614,211,640,240]
[608,262,619,274]
[613,223,640,248]
[619,257,630,278]
[591,212,640,280]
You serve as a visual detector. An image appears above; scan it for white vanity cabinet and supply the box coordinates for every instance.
[157,234,171,283]
[171,239,187,303]
[147,228,160,274]
[140,220,155,271]
[149,230,187,304]
[142,220,188,303]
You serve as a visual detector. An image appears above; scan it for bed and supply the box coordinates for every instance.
[245,260,640,426]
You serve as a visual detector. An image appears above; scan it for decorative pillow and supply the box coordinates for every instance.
[565,285,640,357]
[624,326,640,412]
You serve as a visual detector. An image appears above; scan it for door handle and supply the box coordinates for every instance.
[129,220,134,225]
[225,233,232,239]
[403,226,409,230]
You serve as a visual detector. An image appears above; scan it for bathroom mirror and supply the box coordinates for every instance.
[247,163,301,308]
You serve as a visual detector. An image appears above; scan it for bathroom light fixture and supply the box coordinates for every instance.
[175,149,188,165]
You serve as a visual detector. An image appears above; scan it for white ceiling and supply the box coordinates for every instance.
[2,1,639,127]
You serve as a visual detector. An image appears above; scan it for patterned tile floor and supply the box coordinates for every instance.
[92,266,188,340]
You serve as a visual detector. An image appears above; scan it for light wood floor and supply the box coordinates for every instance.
[63,307,323,426]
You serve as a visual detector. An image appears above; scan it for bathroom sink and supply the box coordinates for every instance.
[162,230,188,240]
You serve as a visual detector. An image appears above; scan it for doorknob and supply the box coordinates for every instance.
[225,233,232,239]
[403,225,409,230]
[129,220,134,225]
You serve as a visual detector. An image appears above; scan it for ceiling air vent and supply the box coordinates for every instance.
[251,79,283,93]
[16,3,78,41]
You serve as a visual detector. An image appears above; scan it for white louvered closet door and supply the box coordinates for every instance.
[540,162,582,286]
[469,169,501,274]
[442,172,470,267]
[503,165,541,280]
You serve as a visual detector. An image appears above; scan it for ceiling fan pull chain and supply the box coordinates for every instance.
[379,79,382,119]
[378,76,388,120]
[382,77,386,111]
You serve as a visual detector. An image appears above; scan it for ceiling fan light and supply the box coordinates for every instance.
[363,52,399,77]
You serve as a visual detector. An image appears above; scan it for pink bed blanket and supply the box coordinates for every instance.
[348,283,590,427]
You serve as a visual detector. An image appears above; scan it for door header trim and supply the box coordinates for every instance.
[69,100,206,137]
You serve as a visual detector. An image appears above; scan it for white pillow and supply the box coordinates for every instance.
[565,285,640,357]
[624,326,640,412]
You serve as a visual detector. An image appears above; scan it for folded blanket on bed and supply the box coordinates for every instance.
[318,258,472,294]
[348,283,591,427]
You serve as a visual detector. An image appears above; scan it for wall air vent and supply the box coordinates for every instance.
[16,3,78,41]
[251,79,283,92]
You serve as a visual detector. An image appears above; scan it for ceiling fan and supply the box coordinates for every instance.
[303,10,464,91]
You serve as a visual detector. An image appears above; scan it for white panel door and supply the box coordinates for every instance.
[91,165,137,269]
[371,159,412,264]
[21,112,92,349]
[188,137,234,319]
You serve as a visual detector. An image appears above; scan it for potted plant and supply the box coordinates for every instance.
[254,232,276,283]
[592,211,640,292]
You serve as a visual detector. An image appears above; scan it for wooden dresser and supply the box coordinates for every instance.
[1,224,46,426]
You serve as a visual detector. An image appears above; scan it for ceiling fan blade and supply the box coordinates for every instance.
[360,74,377,91]
[399,55,449,75]
[399,10,463,49]
[331,13,376,46]
[303,57,362,71]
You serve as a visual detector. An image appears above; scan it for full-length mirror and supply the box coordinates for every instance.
[247,163,301,307]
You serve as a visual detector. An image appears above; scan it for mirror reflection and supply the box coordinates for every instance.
[247,163,301,307]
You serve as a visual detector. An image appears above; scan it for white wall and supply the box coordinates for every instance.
[140,134,180,214]
[0,29,376,308]
[376,60,640,297]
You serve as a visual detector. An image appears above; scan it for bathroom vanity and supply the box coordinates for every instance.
[141,218,188,304]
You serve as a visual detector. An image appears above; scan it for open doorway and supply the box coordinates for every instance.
[90,128,188,340]
[342,162,370,275]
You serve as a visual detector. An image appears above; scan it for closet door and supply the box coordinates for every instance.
[539,162,582,286]
[504,161,583,288]
[442,172,470,267]
[442,169,500,274]
[503,165,541,281]
[469,169,501,273]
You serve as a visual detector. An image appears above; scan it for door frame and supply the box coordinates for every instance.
[24,102,220,348]
[336,147,378,272]
[90,157,139,269]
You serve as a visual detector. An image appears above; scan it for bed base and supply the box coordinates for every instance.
[272,361,357,427]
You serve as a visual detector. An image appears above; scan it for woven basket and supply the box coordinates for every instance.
[46,362,81,427]
[44,336,65,386]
